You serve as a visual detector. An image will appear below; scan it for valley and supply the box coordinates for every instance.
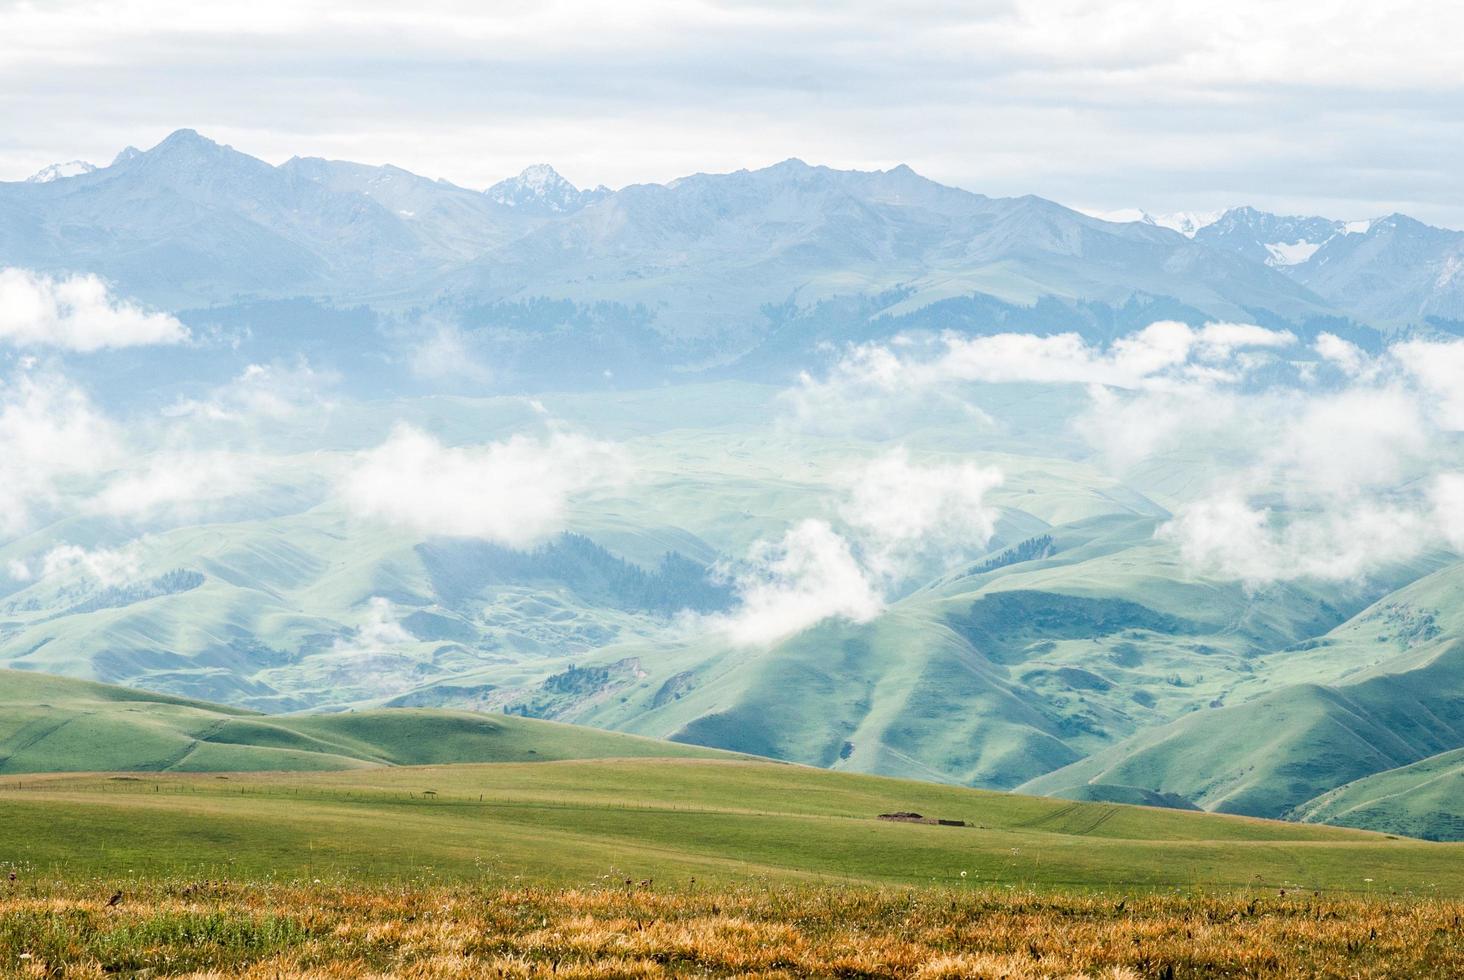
[2,133,1463,850]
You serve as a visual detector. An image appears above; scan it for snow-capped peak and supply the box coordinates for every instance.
[517,163,560,193]
[1077,206,1224,237]
[485,164,609,213]
[26,160,96,183]
[1147,210,1225,237]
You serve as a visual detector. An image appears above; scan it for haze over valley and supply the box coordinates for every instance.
[1,130,1463,845]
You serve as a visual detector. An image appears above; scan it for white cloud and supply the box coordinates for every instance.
[163,360,336,422]
[1314,332,1372,378]
[1431,474,1464,552]
[710,518,883,647]
[333,596,413,655]
[7,2,1464,226]
[409,322,492,384]
[709,450,1002,645]
[1390,339,1464,430]
[1134,359,1453,586]
[35,542,142,588]
[838,448,1002,582]
[0,267,188,351]
[87,451,257,519]
[0,372,123,536]
[340,424,624,547]
[1160,494,1434,587]
[803,322,1464,587]
[801,322,1298,403]
[5,559,32,582]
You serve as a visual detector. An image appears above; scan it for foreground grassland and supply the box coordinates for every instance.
[1,759,1460,894]
[0,881,1460,978]
[3,758,1462,975]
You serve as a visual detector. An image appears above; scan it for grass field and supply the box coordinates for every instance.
[2,758,1459,895]
[3,755,1463,975]
[2,880,1461,978]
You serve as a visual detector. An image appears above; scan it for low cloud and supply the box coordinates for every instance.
[1390,339,1464,431]
[709,450,1003,646]
[1160,494,1434,586]
[709,518,884,647]
[838,448,1002,583]
[163,360,337,422]
[0,371,123,536]
[26,542,143,589]
[0,267,188,351]
[798,321,1298,399]
[332,596,413,656]
[87,451,258,519]
[340,424,624,547]
[409,322,493,384]
[801,322,1464,588]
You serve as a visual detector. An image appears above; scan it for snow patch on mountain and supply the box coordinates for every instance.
[1264,240,1323,266]
[26,160,96,183]
[1078,207,1224,237]
[1149,210,1225,237]
[1437,255,1464,289]
[485,164,609,213]
[486,164,611,213]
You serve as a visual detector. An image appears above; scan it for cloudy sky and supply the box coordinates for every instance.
[3,0,1462,226]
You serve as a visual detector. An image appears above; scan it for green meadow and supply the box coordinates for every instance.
[2,757,1458,896]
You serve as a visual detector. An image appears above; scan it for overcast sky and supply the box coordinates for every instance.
[3,0,1462,226]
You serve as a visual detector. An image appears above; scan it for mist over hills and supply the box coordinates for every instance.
[5,128,1464,843]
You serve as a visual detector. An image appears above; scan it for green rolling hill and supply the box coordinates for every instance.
[1017,571,1464,824]
[1292,748,1464,842]
[4,382,1464,841]
[0,670,723,774]
[2,738,1461,894]
[5,668,1462,895]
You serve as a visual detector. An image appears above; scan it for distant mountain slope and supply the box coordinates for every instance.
[1193,206,1348,267]
[1130,204,1464,328]
[0,518,727,711]
[447,161,1335,346]
[11,129,1464,357]
[1291,214,1464,326]
[0,130,419,306]
[277,156,543,261]
[486,163,610,214]
[1292,747,1464,841]
[1080,209,1222,237]
[512,511,1431,798]
[1019,631,1464,828]
[0,669,721,774]
[0,131,1345,352]
[26,160,96,183]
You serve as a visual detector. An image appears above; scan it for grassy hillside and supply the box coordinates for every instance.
[3,382,1461,845]
[0,670,723,774]
[1,758,1460,895]
[1293,748,1464,841]
[1019,621,1464,825]
[545,513,1434,797]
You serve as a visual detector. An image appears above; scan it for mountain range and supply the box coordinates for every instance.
[5,130,1464,844]
[5,130,1464,385]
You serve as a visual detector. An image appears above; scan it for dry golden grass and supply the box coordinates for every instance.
[1,879,1460,978]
